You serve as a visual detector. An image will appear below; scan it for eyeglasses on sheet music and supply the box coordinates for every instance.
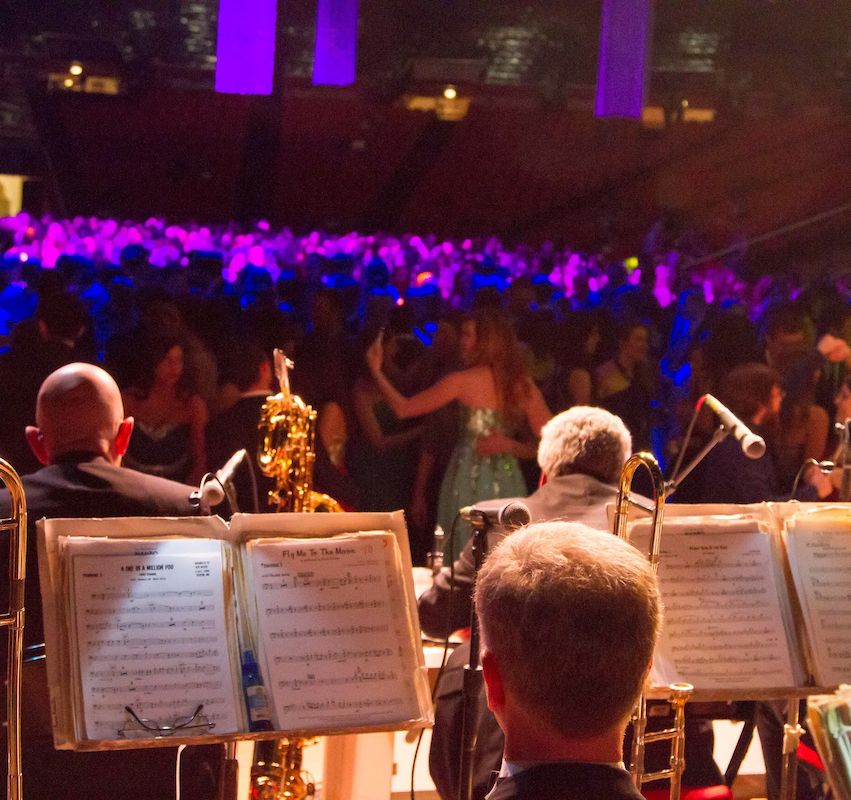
[119,704,215,738]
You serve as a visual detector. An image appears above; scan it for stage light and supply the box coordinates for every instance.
[443,85,457,100]
[63,78,74,88]
[69,63,83,76]
[624,256,639,270]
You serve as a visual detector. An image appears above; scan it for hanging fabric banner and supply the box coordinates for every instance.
[215,0,277,95]
[312,0,358,86]
[595,0,653,119]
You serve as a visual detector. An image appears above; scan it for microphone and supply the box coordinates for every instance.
[196,449,248,508]
[459,500,531,530]
[699,394,766,459]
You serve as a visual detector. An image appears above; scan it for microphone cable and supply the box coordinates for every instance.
[789,457,834,501]
[410,510,461,800]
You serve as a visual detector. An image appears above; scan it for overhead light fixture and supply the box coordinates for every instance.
[443,85,457,100]
[63,77,75,88]
[69,62,83,76]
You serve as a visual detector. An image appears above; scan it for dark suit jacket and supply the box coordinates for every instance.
[0,455,218,800]
[486,762,643,800]
[0,454,198,648]
[430,641,505,800]
[206,394,272,512]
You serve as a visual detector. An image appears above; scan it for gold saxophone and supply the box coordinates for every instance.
[251,350,342,800]
[257,350,342,514]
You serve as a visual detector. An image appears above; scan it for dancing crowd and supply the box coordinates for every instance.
[1,211,851,564]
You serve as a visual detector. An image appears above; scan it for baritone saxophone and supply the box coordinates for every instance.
[251,349,343,800]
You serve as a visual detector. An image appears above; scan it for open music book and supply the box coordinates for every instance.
[38,512,432,749]
[627,502,851,696]
[807,685,851,800]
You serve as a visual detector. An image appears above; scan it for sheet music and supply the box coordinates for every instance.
[247,531,422,731]
[66,537,241,740]
[631,520,800,691]
[785,514,851,686]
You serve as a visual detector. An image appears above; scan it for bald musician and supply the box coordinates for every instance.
[476,522,660,800]
[0,363,218,800]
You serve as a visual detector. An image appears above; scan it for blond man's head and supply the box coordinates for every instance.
[475,521,661,738]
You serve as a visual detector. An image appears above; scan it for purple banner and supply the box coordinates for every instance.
[215,0,277,95]
[595,0,653,119]
[312,0,358,87]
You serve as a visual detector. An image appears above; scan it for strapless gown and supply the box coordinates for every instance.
[436,407,527,561]
[123,420,192,483]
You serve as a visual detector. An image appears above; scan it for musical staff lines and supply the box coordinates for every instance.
[785,523,851,685]
[69,540,241,740]
[249,532,422,729]
[634,523,799,691]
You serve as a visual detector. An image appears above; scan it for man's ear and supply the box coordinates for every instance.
[114,417,134,457]
[260,359,273,390]
[25,426,49,465]
[481,648,506,713]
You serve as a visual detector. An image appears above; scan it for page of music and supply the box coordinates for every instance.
[66,537,242,741]
[630,518,804,692]
[245,530,423,732]
[783,511,851,686]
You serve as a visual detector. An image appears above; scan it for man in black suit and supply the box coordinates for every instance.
[0,363,219,800]
[0,290,91,476]
[206,340,274,512]
[475,522,660,800]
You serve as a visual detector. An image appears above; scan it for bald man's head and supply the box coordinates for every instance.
[26,364,134,465]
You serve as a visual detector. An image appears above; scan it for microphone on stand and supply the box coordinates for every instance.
[699,394,766,459]
[459,500,531,530]
[190,449,248,510]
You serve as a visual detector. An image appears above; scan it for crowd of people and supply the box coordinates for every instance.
[3,210,851,800]
[1,211,851,564]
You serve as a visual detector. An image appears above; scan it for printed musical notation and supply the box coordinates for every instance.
[264,599,386,615]
[273,646,394,665]
[85,635,218,648]
[68,538,240,740]
[277,666,398,691]
[631,521,799,691]
[784,519,851,685]
[85,619,215,632]
[278,695,410,723]
[268,623,390,640]
[248,531,421,730]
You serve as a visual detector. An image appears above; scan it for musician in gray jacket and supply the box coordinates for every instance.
[418,405,631,639]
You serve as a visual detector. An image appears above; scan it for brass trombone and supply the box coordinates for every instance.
[0,458,27,800]
[613,452,692,800]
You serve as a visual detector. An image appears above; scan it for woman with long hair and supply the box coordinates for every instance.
[773,347,829,495]
[121,335,208,485]
[366,311,551,558]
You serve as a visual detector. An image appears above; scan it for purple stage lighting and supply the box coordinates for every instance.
[312,0,358,87]
[215,0,277,95]
[595,0,653,119]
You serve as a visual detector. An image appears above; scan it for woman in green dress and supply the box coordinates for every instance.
[366,311,551,559]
